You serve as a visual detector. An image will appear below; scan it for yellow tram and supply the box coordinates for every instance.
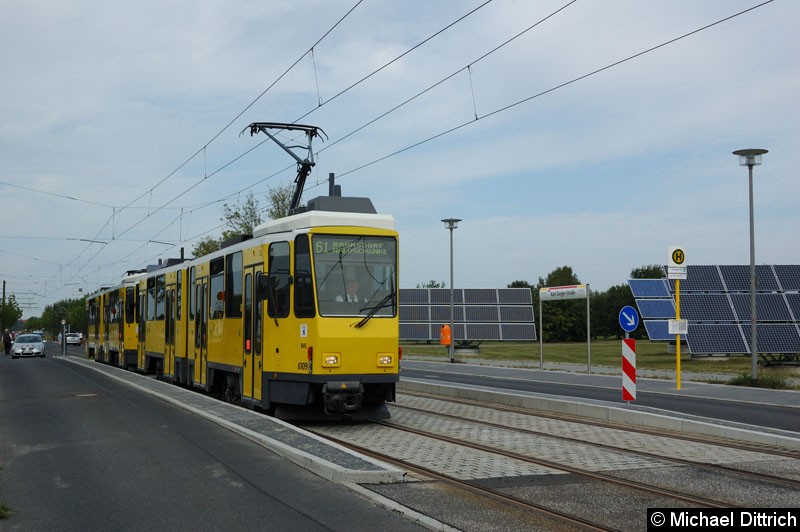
[88,196,399,420]
[87,122,399,419]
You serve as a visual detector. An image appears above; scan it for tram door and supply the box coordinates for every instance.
[242,266,263,400]
[102,298,110,362]
[193,277,208,387]
[137,288,146,369]
[165,285,175,379]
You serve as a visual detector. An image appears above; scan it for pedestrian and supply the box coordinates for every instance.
[3,329,12,355]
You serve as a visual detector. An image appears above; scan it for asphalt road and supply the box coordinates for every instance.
[0,348,424,532]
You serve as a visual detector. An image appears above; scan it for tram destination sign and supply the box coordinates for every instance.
[314,238,389,256]
[539,284,588,301]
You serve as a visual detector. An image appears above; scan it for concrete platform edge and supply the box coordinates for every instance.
[398,379,800,451]
[344,483,459,532]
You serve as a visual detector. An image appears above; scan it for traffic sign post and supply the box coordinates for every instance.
[618,306,638,402]
[668,246,687,390]
[618,306,639,336]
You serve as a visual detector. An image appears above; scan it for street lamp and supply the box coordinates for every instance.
[442,218,461,363]
[733,148,768,385]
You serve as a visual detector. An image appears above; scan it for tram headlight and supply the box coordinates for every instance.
[377,354,393,366]
[322,353,340,367]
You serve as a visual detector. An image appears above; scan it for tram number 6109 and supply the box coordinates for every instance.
[297,362,309,371]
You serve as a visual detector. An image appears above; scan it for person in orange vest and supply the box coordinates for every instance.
[439,324,451,347]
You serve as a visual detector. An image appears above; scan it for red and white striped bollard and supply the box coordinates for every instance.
[622,338,636,401]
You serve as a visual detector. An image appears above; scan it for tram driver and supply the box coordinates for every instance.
[336,279,361,303]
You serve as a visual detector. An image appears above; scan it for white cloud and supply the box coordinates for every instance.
[0,0,797,314]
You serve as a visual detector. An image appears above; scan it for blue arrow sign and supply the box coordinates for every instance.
[619,306,639,333]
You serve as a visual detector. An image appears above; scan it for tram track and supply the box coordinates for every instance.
[313,429,616,532]
[392,396,800,490]
[306,417,729,532]
[304,419,740,530]
[399,389,800,460]
[368,418,732,509]
[302,390,799,530]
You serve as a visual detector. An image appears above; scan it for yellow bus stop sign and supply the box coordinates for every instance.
[669,246,685,267]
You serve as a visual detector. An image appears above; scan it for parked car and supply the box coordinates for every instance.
[12,333,45,359]
[65,333,81,346]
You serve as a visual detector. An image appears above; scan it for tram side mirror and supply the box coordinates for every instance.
[256,276,270,302]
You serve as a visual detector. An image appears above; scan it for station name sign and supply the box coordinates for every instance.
[539,284,588,301]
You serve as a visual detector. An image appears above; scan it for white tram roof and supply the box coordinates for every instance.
[254,210,395,237]
[121,271,147,284]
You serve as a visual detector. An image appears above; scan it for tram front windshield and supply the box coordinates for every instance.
[313,234,397,317]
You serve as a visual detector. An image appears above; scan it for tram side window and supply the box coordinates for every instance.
[166,289,175,344]
[125,287,135,323]
[136,286,143,325]
[268,241,290,318]
[110,291,120,324]
[188,266,195,319]
[254,272,263,353]
[226,251,242,318]
[156,274,166,320]
[210,257,224,319]
[147,278,156,321]
[177,270,183,320]
[194,284,202,348]
[138,291,146,341]
[244,272,252,353]
[87,300,97,335]
[294,235,315,318]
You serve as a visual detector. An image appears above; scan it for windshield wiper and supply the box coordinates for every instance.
[354,291,395,329]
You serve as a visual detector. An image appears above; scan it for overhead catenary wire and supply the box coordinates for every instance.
[109,0,496,245]
[73,0,772,285]
[37,1,368,298]
[52,1,499,292]
[114,0,368,216]
[329,0,777,181]
[28,1,778,308]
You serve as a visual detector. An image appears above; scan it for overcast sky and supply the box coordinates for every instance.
[1,0,797,316]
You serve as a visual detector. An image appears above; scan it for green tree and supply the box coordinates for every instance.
[192,235,221,258]
[39,297,86,339]
[221,191,262,241]
[266,183,294,220]
[25,315,44,332]
[630,264,665,279]
[192,184,294,259]
[0,295,23,332]
[417,280,446,288]
[591,283,637,339]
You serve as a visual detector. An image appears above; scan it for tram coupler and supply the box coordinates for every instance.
[322,381,363,414]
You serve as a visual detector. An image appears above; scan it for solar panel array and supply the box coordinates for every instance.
[399,288,536,341]
[630,265,800,356]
